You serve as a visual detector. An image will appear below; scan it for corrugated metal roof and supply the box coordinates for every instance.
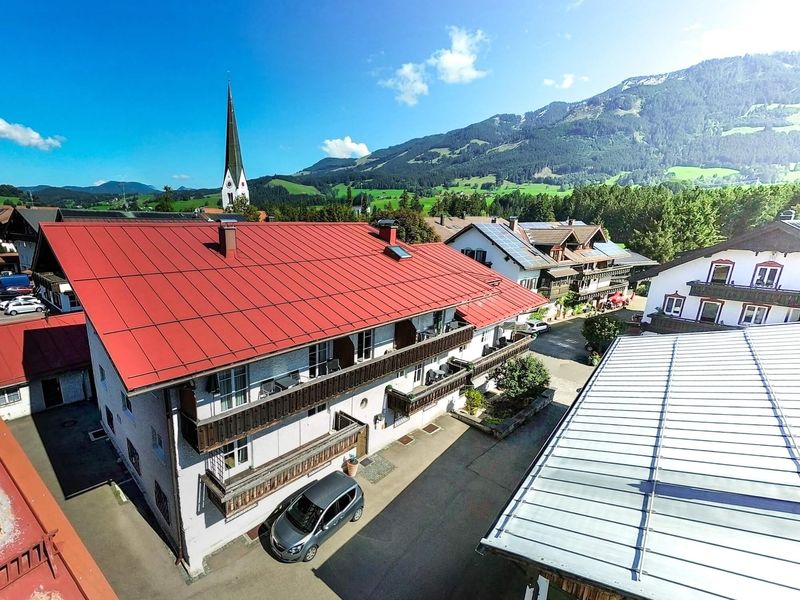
[481,324,800,600]
[473,223,557,269]
[594,241,630,259]
[0,313,90,388]
[547,266,579,277]
[40,222,544,391]
[15,207,59,232]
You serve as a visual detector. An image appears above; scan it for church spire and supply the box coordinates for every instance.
[221,81,249,208]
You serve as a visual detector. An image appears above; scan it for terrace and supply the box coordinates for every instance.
[688,280,800,307]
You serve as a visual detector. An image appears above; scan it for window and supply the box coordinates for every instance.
[413,362,424,384]
[0,387,21,406]
[480,331,487,344]
[787,308,800,323]
[99,365,106,382]
[433,310,444,333]
[151,426,165,461]
[520,277,537,290]
[65,291,81,308]
[753,264,781,288]
[335,489,356,514]
[357,329,374,361]
[105,406,115,433]
[127,438,141,476]
[218,366,247,411]
[222,437,249,470]
[474,249,487,263]
[708,262,732,284]
[663,295,684,317]
[461,248,475,259]
[741,304,768,325]
[698,300,722,323]
[309,342,330,378]
[121,391,133,416]
[308,403,327,417]
[154,481,170,525]
[227,192,233,203]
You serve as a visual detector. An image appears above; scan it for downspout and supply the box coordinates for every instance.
[163,388,187,567]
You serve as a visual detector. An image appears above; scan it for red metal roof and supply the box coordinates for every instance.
[413,243,548,328]
[40,221,545,391]
[0,419,118,599]
[0,313,90,390]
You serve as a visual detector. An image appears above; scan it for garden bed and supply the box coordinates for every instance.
[452,388,555,439]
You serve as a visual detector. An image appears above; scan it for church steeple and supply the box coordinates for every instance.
[221,81,249,208]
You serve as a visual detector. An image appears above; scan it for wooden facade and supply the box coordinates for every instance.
[688,280,800,308]
[646,313,740,334]
[386,367,472,416]
[181,324,475,452]
[465,332,532,377]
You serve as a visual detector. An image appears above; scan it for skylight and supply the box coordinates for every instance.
[384,245,411,260]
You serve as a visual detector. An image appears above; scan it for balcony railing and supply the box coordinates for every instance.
[386,364,471,417]
[575,282,628,300]
[576,265,632,281]
[646,313,741,334]
[540,282,572,301]
[458,332,532,377]
[181,323,475,453]
[688,280,800,308]
[201,417,365,518]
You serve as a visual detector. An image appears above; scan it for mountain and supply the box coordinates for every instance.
[296,53,800,189]
[19,180,159,195]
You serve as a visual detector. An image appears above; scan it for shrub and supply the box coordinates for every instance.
[588,351,602,366]
[529,307,548,321]
[582,314,626,353]
[464,388,486,415]
[495,356,551,405]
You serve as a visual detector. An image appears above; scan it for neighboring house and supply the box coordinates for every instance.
[37,219,546,576]
[0,417,119,599]
[2,206,59,270]
[0,313,93,421]
[636,217,800,334]
[445,221,558,292]
[480,324,800,600]
[425,214,498,242]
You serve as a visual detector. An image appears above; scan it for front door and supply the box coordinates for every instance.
[42,377,63,408]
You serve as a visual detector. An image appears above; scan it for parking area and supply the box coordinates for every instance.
[9,331,600,600]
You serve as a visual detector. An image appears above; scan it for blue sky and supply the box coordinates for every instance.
[2,0,799,189]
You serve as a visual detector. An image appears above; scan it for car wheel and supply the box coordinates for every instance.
[351,506,363,522]
[9,310,16,316]
[302,544,318,562]
[35,307,43,312]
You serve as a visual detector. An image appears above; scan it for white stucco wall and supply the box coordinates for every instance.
[644,248,800,327]
[447,228,541,286]
[221,170,249,209]
[0,369,91,421]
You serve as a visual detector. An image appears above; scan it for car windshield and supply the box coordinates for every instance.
[286,494,323,534]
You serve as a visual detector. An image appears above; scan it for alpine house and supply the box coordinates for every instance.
[34,219,546,575]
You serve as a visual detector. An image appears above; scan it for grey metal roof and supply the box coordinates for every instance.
[481,324,800,600]
[617,250,658,267]
[594,241,630,259]
[473,223,557,269]
[15,207,59,232]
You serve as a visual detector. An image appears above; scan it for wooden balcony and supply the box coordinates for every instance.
[460,332,532,378]
[576,282,628,301]
[201,416,365,518]
[576,265,632,281]
[646,313,741,334]
[539,281,572,301]
[386,364,471,417]
[181,323,475,453]
[688,280,800,308]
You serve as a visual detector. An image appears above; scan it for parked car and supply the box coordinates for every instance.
[4,297,45,316]
[269,471,364,562]
[526,320,550,334]
[0,295,37,310]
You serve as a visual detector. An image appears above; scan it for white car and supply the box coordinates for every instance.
[0,295,37,310]
[527,320,551,334]
[4,297,46,316]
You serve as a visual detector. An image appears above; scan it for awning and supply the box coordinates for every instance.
[547,266,579,278]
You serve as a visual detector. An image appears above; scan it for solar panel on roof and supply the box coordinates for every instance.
[475,223,552,269]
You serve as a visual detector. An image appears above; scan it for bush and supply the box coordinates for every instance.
[635,281,650,297]
[495,356,551,405]
[582,314,626,353]
[464,388,486,415]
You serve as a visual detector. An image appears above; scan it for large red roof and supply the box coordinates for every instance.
[0,313,90,389]
[40,221,545,391]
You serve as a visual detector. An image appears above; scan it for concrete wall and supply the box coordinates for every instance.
[15,240,35,271]
[0,369,91,421]
[447,228,541,286]
[644,248,800,327]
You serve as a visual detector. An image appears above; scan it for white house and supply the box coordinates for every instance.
[0,313,93,421]
[36,219,546,576]
[636,217,800,333]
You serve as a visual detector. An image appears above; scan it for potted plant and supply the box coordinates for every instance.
[344,456,359,477]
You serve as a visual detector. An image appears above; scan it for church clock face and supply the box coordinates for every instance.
[226,181,233,188]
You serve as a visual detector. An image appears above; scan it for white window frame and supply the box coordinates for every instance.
[709,263,732,285]
[786,307,800,323]
[663,296,684,317]
[753,266,780,288]
[413,362,424,384]
[0,387,21,406]
[698,300,722,323]
[741,304,768,325]
[309,341,331,378]
[222,437,249,472]
[218,366,248,411]
[520,277,537,290]
[357,329,374,361]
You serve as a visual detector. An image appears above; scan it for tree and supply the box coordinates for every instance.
[495,355,551,404]
[409,192,423,212]
[582,314,626,353]
[225,194,261,221]
[369,208,439,243]
[398,190,409,209]
[154,186,174,212]
[313,202,360,222]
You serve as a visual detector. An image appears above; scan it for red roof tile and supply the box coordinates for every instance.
[0,313,90,389]
[41,222,545,391]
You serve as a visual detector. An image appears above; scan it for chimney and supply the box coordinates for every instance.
[267,215,275,222]
[377,219,398,245]
[491,216,497,223]
[779,209,796,221]
[439,214,445,226]
[508,216,519,230]
[218,220,237,258]
[568,217,575,226]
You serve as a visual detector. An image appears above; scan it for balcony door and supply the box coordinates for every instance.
[698,300,722,323]
[753,265,780,288]
[709,263,732,285]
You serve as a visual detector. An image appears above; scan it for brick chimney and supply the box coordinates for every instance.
[218,220,237,258]
[508,216,519,231]
[439,214,445,226]
[377,219,398,245]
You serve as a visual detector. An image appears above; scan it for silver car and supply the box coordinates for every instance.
[269,471,364,562]
[4,297,45,316]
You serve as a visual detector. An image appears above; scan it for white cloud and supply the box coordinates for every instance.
[428,27,489,84]
[320,136,371,159]
[542,78,556,87]
[380,62,429,106]
[172,174,191,180]
[0,117,63,150]
[93,180,107,186]
[543,74,584,89]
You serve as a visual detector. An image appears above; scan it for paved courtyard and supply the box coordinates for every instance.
[8,318,605,600]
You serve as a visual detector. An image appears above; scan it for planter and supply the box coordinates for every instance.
[344,458,359,477]
[452,388,555,439]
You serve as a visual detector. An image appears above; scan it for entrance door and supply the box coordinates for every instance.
[42,377,64,408]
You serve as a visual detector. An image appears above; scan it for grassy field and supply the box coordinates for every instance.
[268,178,320,195]
[666,166,740,180]
[495,181,571,196]
[0,197,20,205]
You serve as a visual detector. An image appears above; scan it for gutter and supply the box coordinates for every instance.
[163,389,188,568]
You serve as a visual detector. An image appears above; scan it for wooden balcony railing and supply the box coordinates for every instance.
[460,332,532,377]
[646,313,741,334]
[386,365,471,417]
[201,419,365,518]
[576,265,632,281]
[688,280,800,308]
[181,323,475,452]
[576,282,628,301]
